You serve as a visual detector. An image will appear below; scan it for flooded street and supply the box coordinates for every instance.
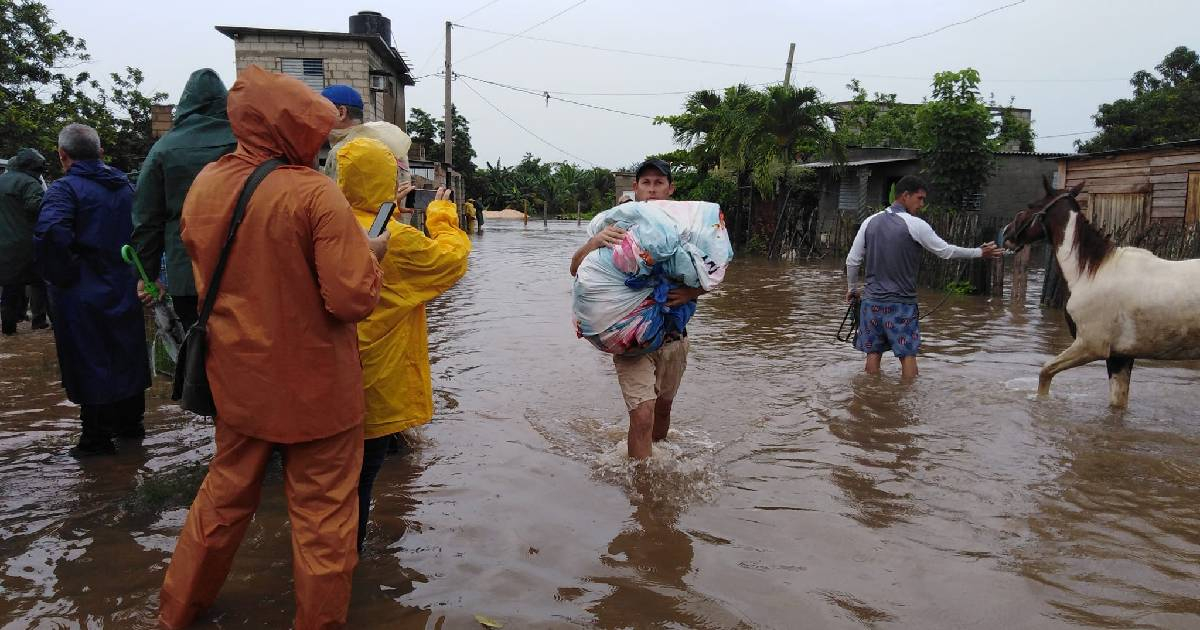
[2,220,1199,629]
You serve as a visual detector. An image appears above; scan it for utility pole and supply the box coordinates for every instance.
[444,21,454,166]
[576,200,581,226]
[783,42,796,87]
[543,200,548,227]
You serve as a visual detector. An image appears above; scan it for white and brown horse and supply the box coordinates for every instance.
[1000,179,1200,407]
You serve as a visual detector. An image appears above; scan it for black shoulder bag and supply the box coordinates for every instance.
[172,158,283,415]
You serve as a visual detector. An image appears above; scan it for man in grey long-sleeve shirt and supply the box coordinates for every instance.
[845,175,1002,378]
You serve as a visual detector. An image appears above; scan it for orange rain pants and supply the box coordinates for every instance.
[158,422,364,630]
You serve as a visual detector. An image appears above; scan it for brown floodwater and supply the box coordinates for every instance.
[2,221,1199,629]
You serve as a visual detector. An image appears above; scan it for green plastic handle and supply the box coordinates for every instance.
[120,244,160,301]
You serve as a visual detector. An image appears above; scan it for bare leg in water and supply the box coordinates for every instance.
[653,397,673,441]
[864,353,918,379]
[628,402,654,459]
[864,352,882,375]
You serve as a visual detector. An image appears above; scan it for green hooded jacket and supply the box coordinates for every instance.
[0,148,47,285]
[130,68,237,296]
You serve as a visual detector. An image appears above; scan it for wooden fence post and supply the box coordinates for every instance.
[1011,247,1030,305]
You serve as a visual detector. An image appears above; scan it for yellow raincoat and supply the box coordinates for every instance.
[334,138,471,439]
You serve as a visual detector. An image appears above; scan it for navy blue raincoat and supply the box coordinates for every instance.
[34,160,150,405]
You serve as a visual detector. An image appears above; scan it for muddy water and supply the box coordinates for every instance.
[2,221,1199,629]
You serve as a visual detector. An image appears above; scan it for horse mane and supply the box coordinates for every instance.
[1065,199,1115,277]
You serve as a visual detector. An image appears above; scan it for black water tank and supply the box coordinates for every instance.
[349,11,391,44]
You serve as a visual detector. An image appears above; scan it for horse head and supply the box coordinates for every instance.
[999,177,1085,251]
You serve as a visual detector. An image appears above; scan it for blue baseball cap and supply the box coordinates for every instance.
[320,84,363,110]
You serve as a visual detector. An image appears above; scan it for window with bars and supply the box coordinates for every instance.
[280,58,325,91]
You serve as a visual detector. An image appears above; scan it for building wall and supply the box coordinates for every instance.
[613,171,635,202]
[979,154,1060,220]
[231,33,405,126]
[1058,146,1200,225]
[150,104,174,139]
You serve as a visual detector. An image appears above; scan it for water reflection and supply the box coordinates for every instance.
[587,477,751,629]
[1016,408,1200,628]
[825,375,923,529]
[349,452,433,629]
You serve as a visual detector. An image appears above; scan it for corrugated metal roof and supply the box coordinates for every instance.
[1050,138,1200,160]
[997,151,1069,158]
[799,157,918,169]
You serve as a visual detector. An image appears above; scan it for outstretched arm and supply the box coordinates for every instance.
[903,216,984,259]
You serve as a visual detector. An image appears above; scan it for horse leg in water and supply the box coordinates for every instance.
[1038,340,1102,396]
[1106,355,1134,408]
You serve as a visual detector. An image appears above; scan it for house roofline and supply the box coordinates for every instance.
[215,25,415,86]
[1050,138,1200,160]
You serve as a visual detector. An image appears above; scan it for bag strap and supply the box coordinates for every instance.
[196,158,284,328]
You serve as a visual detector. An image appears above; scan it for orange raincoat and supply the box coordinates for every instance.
[333,137,471,438]
[158,65,382,630]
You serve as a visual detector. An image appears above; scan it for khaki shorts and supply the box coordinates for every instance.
[612,338,689,411]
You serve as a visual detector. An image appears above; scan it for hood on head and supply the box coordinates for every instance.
[226,65,337,166]
[8,148,47,174]
[335,137,397,211]
[175,68,230,124]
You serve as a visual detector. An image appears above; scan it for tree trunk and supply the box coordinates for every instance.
[766,187,793,260]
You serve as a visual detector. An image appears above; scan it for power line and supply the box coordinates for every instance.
[451,22,1123,84]
[454,72,656,118]
[541,83,778,97]
[1038,130,1099,139]
[455,0,502,22]
[454,3,1027,71]
[455,0,589,65]
[795,0,1027,65]
[458,75,598,167]
[416,35,444,79]
[453,24,781,71]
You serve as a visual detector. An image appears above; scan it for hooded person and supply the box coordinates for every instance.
[331,137,470,550]
[33,126,151,455]
[157,65,386,630]
[319,84,412,184]
[0,147,50,334]
[130,68,238,329]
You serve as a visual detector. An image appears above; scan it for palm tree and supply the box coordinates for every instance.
[659,84,843,248]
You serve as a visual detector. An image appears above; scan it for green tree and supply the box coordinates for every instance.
[657,83,841,245]
[1078,45,1200,152]
[1,0,165,175]
[473,155,616,217]
[407,105,477,176]
[836,79,920,148]
[915,68,996,209]
[994,102,1035,153]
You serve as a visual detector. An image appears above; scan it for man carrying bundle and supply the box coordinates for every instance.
[570,159,711,460]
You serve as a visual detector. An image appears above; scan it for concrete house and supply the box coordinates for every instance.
[801,146,1065,222]
[215,11,415,128]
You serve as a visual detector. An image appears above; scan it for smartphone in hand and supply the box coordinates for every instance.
[368,201,397,238]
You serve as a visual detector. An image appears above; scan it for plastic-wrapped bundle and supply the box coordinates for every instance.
[573,200,733,355]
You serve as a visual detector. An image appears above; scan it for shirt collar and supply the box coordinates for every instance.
[886,202,907,214]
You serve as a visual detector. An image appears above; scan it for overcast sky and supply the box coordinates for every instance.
[45,0,1199,169]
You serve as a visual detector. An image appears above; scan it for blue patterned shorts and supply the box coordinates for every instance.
[855,300,921,358]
